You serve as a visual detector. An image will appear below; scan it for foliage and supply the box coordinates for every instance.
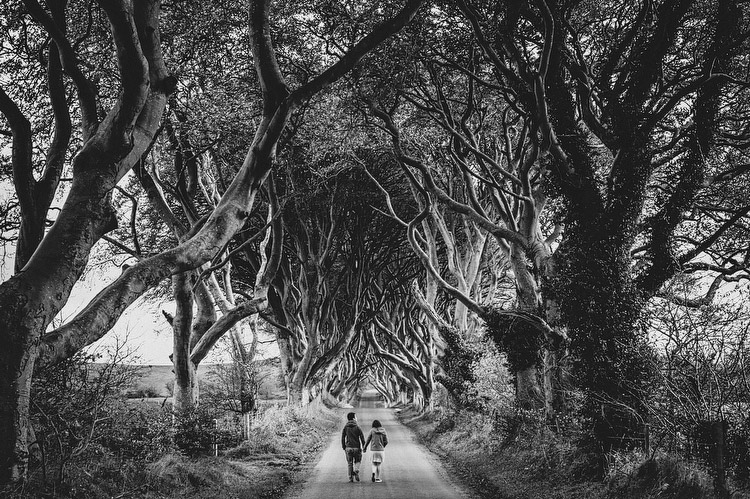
[30,351,140,484]
[400,404,750,499]
[203,349,267,416]
[101,403,174,461]
[3,0,750,488]
[482,308,545,373]
[436,325,481,408]
[730,420,750,486]
[171,407,218,458]
[170,406,243,458]
[605,455,713,499]
[145,403,339,499]
[224,402,339,459]
[550,247,659,452]
[399,405,605,498]
[12,383,339,498]
[642,288,750,487]
[471,343,515,412]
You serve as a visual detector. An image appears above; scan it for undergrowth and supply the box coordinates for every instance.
[9,402,339,498]
[399,406,750,499]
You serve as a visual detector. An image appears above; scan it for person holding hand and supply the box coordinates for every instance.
[341,412,366,482]
[363,419,388,483]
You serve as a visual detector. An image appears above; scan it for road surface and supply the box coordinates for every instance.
[285,394,476,499]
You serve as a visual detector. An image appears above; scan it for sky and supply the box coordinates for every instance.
[0,232,276,366]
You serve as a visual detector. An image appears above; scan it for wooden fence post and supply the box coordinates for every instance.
[710,420,728,499]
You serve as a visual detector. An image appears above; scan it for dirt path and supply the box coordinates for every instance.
[284,400,476,499]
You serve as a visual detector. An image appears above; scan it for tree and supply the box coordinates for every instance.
[268,157,414,404]
[0,0,173,484]
[0,0,425,486]
[352,0,749,454]
[538,0,750,455]
[338,7,568,412]
[442,0,750,457]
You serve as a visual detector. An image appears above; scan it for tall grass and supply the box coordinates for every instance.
[10,402,340,498]
[401,404,750,499]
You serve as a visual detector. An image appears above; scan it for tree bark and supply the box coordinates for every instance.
[1,0,424,485]
[172,272,198,414]
[0,0,170,484]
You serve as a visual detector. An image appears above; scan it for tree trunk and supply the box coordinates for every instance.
[288,383,310,407]
[510,243,547,410]
[1,0,425,485]
[172,273,198,414]
[0,0,171,483]
[552,233,651,455]
[0,284,40,484]
[0,163,125,484]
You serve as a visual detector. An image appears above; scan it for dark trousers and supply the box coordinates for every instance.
[345,447,362,476]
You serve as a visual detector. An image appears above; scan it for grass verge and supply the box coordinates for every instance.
[398,406,750,499]
[9,402,340,498]
[141,402,340,499]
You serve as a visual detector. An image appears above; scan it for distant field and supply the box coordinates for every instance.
[95,357,286,399]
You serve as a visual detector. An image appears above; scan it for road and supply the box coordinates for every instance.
[284,393,476,499]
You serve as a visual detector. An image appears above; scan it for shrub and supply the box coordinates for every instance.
[166,404,246,458]
[173,406,223,457]
[606,454,713,499]
[30,351,140,486]
[125,386,162,398]
[470,342,515,414]
[101,403,174,460]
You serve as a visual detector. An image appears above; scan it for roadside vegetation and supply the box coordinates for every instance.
[9,333,750,498]
[12,367,338,499]
[400,336,750,499]
[5,349,338,499]
[404,404,749,499]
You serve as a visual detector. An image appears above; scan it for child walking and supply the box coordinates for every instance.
[363,419,388,482]
[341,412,366,482]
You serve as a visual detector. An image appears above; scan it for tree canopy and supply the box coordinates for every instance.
[1,0,750,488]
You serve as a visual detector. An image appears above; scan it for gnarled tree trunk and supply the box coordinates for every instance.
[0,0,171,484]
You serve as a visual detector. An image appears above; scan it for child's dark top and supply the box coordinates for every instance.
[341,420,366,449]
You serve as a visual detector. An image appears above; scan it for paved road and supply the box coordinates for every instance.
[285,396,475,499]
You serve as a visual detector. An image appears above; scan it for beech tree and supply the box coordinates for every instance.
[0,0,425,486]
[446,0,750,458]
[0,0,173,484]
[266,158,413,404]
[271,165,373,404]
[367,295,439,409]
[3,0,748,487]
[344,0,750,454]
[354,32,567,411]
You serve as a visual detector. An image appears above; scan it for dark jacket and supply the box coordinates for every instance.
[341,420,366,449]
[364,427,388,451]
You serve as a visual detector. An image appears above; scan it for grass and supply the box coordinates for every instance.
[144,454,293,498]
[398,406,750,499]
[9,401,340,499]
[14,385,749,498]
[605,454,712,499]
[106,358,285,399]
[138,402,340,499]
